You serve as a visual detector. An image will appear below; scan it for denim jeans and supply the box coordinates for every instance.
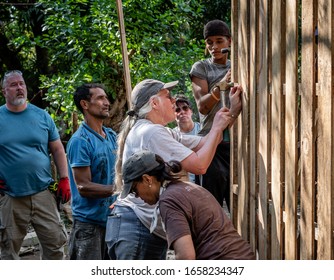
[105,205,167,260]
[68,219,109,260]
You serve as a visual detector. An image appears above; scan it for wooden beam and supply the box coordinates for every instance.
[258,0,269,260]
[271,0,284,260]
[300,0,316,260]
[317,0,334,260]
[249,0,258,254]
[284,0,299,260]
[116,0,132,107]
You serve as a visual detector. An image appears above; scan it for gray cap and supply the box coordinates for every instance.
[131,79,179,111]
[120,150,160,199]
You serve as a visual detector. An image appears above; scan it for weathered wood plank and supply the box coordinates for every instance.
[284,0,299,260]
[258,0,269,260]
[300,0,316,260]
[236,0,250,241]
[317,0,333,260]
[249,0,258,253]
[271,0,284,260]
[230,0,239,228]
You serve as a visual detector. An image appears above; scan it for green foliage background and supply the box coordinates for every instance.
[0,0,231,136]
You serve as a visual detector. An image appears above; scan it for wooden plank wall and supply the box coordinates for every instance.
[230,0,334,260]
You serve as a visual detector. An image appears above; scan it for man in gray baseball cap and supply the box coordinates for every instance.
[127,79,178,117]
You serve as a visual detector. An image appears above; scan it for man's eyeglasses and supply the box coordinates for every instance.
[175,105,190,113]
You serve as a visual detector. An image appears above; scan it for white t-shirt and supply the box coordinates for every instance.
[123,119,201,163]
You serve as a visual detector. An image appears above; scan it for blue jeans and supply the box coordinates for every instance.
[68,220,109,260]
[105,205,167,260]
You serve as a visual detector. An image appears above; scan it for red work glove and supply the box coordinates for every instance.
[56,177,71,204]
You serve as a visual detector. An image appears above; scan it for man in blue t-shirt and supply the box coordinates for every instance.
[66,83,118,260]
[0,70,70,260]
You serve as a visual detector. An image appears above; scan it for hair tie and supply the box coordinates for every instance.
[126,110,138,118]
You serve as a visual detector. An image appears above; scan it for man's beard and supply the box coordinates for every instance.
[13,97,26,106]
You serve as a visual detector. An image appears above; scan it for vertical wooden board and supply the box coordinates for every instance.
[271,0,284,260]
[284,0,298,260]
[280,0,287,261]
[249,0,258,253]
[230,0,239,226]
[317,0,333,260]
[237,0,250,240]
[300,0,316,260]
[116,0,132,106]
[258,0,269,260]
[231,0,239,83]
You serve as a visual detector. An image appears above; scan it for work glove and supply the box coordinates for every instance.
[0,179,7,196]
[56,177,71,204]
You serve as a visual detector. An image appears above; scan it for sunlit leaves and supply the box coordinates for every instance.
[1,0,231,134]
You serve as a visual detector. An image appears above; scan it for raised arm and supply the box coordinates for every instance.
[180,107,231,174]
[191,76,221,115]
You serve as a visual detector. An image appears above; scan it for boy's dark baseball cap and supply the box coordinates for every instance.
[131,79,179,112]
[203,20,231,39]
[174,94,191,108]
[120,150,160,199]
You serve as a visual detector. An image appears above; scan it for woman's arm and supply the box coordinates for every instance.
[173,235,196,260]
[181,107,231,174]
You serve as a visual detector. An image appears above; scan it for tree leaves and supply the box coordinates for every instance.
[0,0,230,134]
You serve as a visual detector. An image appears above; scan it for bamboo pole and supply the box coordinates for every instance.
[116,0,132,108]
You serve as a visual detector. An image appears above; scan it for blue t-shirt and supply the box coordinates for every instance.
[66,122,117,227]
[0,104,59,197]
